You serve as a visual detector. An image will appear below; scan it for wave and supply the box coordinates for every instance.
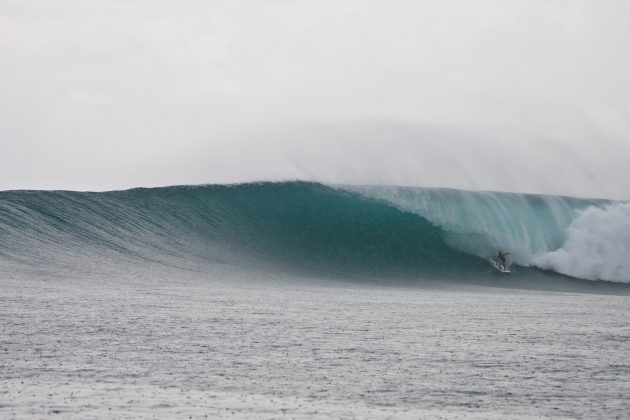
[345,185,629,283]
[0,182,628,285]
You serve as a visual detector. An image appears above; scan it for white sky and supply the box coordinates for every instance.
[1,0,629,199]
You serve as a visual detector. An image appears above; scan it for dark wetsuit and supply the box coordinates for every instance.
[496,252,510,269]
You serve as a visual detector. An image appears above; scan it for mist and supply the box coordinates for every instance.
[1,0,629,199]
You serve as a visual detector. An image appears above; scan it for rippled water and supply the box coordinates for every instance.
[1,275,629,419]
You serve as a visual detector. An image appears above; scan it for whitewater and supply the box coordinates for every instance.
[1,181,630,419]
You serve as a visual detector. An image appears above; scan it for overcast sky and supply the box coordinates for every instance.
[1,0,629,199]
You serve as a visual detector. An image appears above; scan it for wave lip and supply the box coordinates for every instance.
[1,181,628,285]
[344,184,629,283]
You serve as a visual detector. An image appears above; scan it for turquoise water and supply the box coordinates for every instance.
[0,181,628,286]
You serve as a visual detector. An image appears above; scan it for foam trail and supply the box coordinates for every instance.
[533,203,630,282]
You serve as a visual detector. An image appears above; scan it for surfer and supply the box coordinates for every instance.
[496,251,510,270]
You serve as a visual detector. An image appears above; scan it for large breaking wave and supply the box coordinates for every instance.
[0,182,628,285]
[347,185,629,283]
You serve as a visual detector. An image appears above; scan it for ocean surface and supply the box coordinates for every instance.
[1,182,629,418]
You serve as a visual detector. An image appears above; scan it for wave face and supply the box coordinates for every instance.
[0,182,628,284]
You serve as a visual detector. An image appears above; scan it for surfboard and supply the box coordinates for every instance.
[497,265,511,274]
[490,260,511,274]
